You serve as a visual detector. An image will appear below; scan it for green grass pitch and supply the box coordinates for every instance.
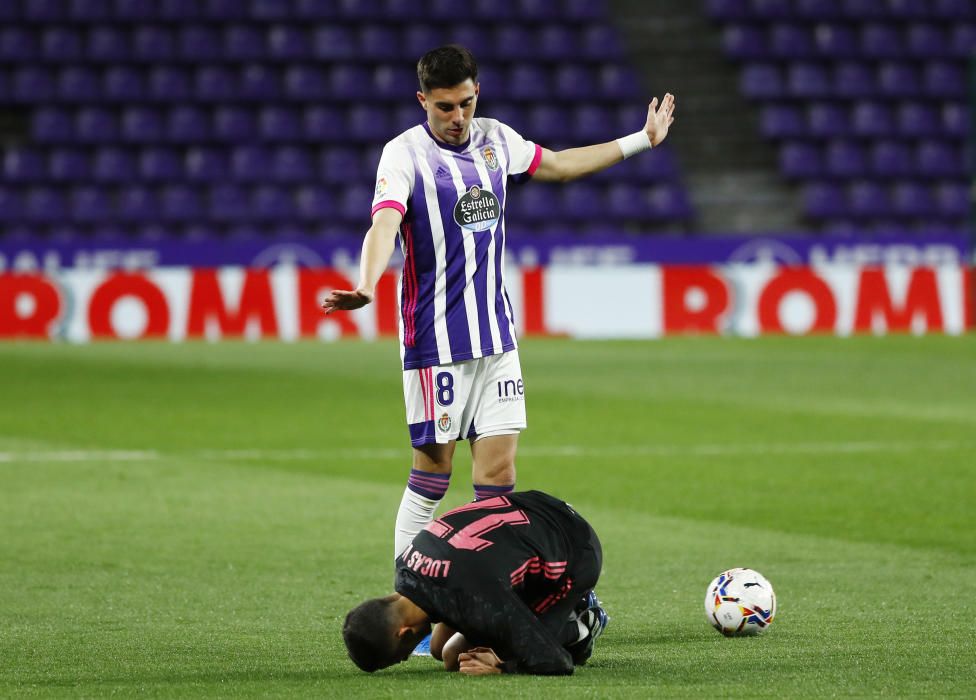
[1,336,974,698]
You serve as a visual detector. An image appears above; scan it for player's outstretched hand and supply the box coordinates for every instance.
[645,93,676,147]
[458,647,503,676]
[321,289,373,315]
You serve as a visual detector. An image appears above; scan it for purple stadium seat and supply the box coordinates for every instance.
[740,63,784,98]
[842,0,886,19]
[268,25,312,60]
[206,0,249,19]
[705,0,750,19]
[335,0,382,19]
[513,185,559,222]
[495,26,535,60]
[133,25,175,61]
[941,103,967,138]
[935,182,968,216]
[71,0,112,20]
[796,0,841,19]
[0,188,23,223]
[403,25,444,58]
[161,185,204,222]
[224,25,266,60]
[509,65,550,99]
[271,146,314,183]
[58,66,100,101]
[554,65,596,100]
[950,24,976,56]
[231,146,272,182]
[42,27,84,61]
[907,24,948,58]
[723,24,767,60]
[386,0,427,19]
[573,105,614,142]
[917,140,964,178]
[780,142,822,177]
[48,149,90,181]
[749,0,792,19]
[813,24,857,57]
[825,140,867,177]
[296,186,335,220]
[179,25,221,61]
[239,64,281,101]
[787,62,830,97]
[320,148,362,185]
[877,62,920,97]
[476,65,503,96]
[161,0,202,19]
[373,64,416,101]
[259,106,300,141]
[360,25,399,60]
[115,0,157,20]
[346,105,392,141]
[118,186,159,223]
[251,0,290,19]
[581,26,623,60]
[649,185,692,220]
[149,66,192,101]
[166,106,210,142]
[185,147,227,182]
[122,107,164,142]
[14,67,56,102]
[88,27,130,61]
[600,65,639,99]
[452,26,493,59]
[807,102,850,137]
[848,181,889,218]
[870,141,914,178]
[286,65,329,99]
[25,188,67,224]
[833,62,875,97]
[392,103,423,134]
[924,61,965,97]
[214,106,257,141]
[770,24,815,58]
[565,0,606,20]
[538,26,578,60]
[302,106,344,141]
[4,148,46,182]
[860,24,904,59]
[803,182,846,218]
[208,185,250,222]
[892,182,935,217]
[251,185,294,221]
[935,0,976,19]
[71,186,112,223]
[24,0,65,21]
[33,107,74,143]
[104,66,146,101]
[139,148,183,182]
[484,103,525,132]
[313,26,358,60]
[896,103,939,137]
[195,65,238,101]
[529,105,572,141]
[851,101,895,137]
[294,0,341,18]
[606,183,650,220]
[93,147,136,182]
[760,104,805,138]
[76,107,119,143]
[560,183,604,220]
[888,0,929,18]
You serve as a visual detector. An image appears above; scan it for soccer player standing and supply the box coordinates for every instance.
[322,45,675,560]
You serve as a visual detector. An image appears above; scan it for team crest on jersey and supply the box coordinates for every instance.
[453,184,500,232]
[481,146,499,171]
[437,412,452,433]
[374,176,388,197]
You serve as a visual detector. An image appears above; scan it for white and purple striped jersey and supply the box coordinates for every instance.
[370,118,543,370]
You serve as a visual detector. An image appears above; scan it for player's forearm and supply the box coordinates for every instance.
[537,142,627,182]
[356,223,399,296]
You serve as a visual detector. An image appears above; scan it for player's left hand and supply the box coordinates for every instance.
[458,647,503,676]
[321,288,373,315]
[645,93,676,147]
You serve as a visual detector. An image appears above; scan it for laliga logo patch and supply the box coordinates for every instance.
[437,412,452,433]
[374,176,389,197]
[453,184,500,232]
[482,146,499,171]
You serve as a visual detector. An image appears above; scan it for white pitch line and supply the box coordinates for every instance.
[0,440,970,464]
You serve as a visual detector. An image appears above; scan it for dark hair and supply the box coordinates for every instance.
[417,44,478,93]
[343,597,400,672]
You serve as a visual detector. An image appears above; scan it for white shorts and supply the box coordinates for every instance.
[403,350,527,447]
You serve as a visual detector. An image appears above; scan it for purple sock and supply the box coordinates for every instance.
[407,469,450,500]
[473,483,514,500]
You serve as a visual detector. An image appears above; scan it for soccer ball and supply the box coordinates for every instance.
[704,568,776,636]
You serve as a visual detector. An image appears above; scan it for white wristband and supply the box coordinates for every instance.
[616,131,652,159]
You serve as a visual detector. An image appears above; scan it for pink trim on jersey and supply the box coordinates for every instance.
[371,199,406,218]
[425,367,434,419]
[526,144,543,176]
[401,222,417,347]
[510,557,568,586]
[419,367,432,420]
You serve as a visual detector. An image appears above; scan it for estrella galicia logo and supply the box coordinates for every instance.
[453,185,500,232]
[482,146,499,171]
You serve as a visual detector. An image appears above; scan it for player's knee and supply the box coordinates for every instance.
[474,461,515,485]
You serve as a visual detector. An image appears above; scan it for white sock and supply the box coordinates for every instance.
[394,487,441,561]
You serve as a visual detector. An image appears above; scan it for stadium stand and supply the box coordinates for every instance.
[0,0,692,241]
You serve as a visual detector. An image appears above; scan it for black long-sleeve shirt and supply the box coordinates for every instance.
[394,490,596,675]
